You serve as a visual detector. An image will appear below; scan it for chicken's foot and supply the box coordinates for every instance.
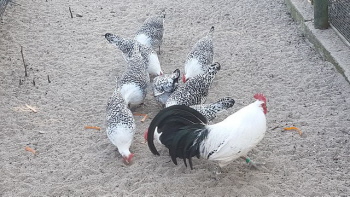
[240,156,265,170]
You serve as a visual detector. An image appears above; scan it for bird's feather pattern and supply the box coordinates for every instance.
[166,62,221,107]
[105,33,162,76]
[190,97,235,121]
[106,87,135,158]
[147,105,208,156]
[135,14,165,51]
[153,69,180,105]
[118,44,150,105]
[184,26,214,80]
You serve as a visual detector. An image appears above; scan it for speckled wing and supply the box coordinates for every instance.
[187,27,214,67]
[118,46,150,105]
[135,14,165,50]
[166,63,221,107]
[106,90,135,136]
[184,26,214,79]
[190,97,235,121]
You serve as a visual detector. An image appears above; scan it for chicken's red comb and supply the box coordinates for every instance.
[254,93,266,103]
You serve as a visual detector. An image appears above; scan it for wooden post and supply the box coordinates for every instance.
[314,0,329,29]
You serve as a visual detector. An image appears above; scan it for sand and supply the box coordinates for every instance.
[1,0,349,196]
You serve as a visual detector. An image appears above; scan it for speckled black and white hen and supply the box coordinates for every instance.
[105,33,163,76]
[190,97,235,121]
[135,14,165,54]
[152,69,180,106]
[183,26,214,82]
[118,43,150,108]
[166,62,221,107]
[106,83,136,164]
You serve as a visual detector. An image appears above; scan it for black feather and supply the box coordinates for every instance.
[170,124,208,169]
[147,105,207,156]
[169,129,189,165]
[187,129,209,169]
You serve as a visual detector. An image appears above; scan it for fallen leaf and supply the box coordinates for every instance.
[25,146,37,155]
[284,127,303,136]
[84,126,101,130]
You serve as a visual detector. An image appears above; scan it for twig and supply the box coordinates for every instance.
[141,114,148,122]
[20,46,28,77]
[25,104,37,113]
[32,77,35,86]
[69,7,73,18]
[47,75,51,83]
[283,127,303,136]
[84,126,101,130]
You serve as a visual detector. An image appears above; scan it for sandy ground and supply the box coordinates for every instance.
[1,0,350,196]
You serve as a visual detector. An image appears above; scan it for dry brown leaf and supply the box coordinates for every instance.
[25,146,37,154]
[84,126,101,131]
[284,127,303,136]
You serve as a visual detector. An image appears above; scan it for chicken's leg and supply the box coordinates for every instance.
[240,156,264,170]
[158,46,161,55]
[215,166,223,175]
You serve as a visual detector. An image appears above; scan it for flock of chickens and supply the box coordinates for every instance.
[104,13,268,171]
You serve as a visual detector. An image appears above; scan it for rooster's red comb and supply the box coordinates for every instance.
[254,93,267,103]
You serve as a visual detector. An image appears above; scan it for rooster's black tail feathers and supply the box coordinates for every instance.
[147,105,208,167]
[147,105,207,155]
[170,125,209,169]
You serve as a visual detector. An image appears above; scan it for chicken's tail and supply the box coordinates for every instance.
[169,123,209,169]
[105,33,121,44]
[105,33,134,58]
[147,105,208,156]
[214,97,235,110]
[191,97,235,121]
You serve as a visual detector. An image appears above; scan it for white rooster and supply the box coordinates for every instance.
[147,93,267,170]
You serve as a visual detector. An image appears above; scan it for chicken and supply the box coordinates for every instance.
[143,97,235,143]
[190,97,235,121]
[152,69,180,107]
[147,93,267,170]
[135,14,165,54]
[183,26,214,82]
[118,43,150,110]
[166,62,220,107]
[106,82,136,164]
[105,33,163,76]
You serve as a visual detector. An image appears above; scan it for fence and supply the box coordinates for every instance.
[328,0,350,44]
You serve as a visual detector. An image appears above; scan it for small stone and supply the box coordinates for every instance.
[76,14,83,17]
